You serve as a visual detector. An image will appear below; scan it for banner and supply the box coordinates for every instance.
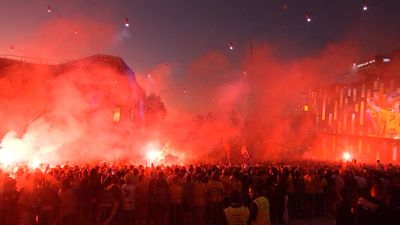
[240,145,251,161]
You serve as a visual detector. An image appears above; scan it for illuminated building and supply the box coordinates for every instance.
[306,49,400,162]
[0,54,145,138]
[355,49,400,80]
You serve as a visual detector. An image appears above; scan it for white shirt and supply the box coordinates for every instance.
[121,183,136,210]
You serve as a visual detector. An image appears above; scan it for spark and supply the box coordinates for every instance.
[305,13,312,23]
[125,17,130,27]
[229,42,234,50]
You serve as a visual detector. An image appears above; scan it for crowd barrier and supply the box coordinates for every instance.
[0,189,340,225]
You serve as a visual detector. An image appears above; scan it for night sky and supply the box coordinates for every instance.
[1,1,400,163]
[1,0,400,116]
[1,1,400,70]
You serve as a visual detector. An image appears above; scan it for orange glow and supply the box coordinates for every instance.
[0,131,57,168]
[112,108,121,122]
[0,132,26,166]
[146,149,163,162]
[0,149,19,166]
[303,105,309,111]
[28,157,42,169]
[342,152,352,161]
[143,141,164,164]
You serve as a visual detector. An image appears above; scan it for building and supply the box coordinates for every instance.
[355,49,400,80]
[0,54,145,139]
[307,49,400,162]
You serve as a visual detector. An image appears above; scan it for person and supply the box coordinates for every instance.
[314,173,328,216]
[37,178,60,225]
[336,188,355,225]
[102,184,123,225]
[193,174,207,225]
[18,174,39,225]
[207,171,224,225]
[223,190,249,225]
[121,174,136,225]
[249,185,270,225]
[182,173,195,225]
[58,177,76,225]
[354,184,388,225]
[169,174,184,225]
[0,178,20,225]
[148,171,169,225]
[135,173,149,225]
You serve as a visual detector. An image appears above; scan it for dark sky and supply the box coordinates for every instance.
[1,0,400,72]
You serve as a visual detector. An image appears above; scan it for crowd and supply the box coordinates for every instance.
[0,160,399,225]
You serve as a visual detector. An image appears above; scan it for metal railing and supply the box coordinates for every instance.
[0,190,339,225]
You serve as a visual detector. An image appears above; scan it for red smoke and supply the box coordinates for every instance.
[5,16,117,60]
[130,40,360,163]
[0,57,149,166]
[0,12,365,165]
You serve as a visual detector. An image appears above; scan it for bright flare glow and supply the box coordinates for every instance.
[47,6,52,13]
[0,129,60,169]
[144,141,165,164]
[342,152,352,161]
[0,148,18,166]
[29,157,41,169]
[0,132,27,166]
[363,5,368,11]
[146,149,163,162]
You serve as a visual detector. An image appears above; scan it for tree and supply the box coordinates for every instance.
[144,92,167,123]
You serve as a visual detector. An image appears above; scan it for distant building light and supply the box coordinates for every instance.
[356,59,376,68]
[383,58,391,63]
[112,108,121,122]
